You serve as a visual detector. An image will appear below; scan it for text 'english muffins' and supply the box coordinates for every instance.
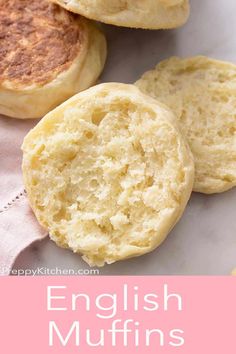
[22,83,194,266]
[49,0,190,29]
[136,56,236,194]
[0,0,107,119]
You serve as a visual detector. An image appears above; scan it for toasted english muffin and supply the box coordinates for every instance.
[49,0,190,29]
[0,0,107,119]
[136,56,236,194]
[22,83,194,266]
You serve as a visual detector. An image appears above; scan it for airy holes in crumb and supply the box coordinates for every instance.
[85,131,94,139]
[53,208,68,222]
[146,176,154,187]
[89,179,99,189]
[91,110,105,125]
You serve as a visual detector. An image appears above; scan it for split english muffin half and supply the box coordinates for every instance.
[22,83,194,266]
[136,56,236,194]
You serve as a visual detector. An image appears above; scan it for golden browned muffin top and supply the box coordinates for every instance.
[0,0,84,87]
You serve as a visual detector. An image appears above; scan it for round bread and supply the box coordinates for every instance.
[22,83,194,266]
[136,56,236,194]
[0,0,107,119]
[49,0,190,29]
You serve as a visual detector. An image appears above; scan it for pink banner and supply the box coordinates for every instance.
[0,276,235,353]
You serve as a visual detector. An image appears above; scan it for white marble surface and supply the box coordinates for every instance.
[14,0,236,275]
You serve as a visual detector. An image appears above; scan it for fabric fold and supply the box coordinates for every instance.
[0,115,46,275]
[0,193,47,275]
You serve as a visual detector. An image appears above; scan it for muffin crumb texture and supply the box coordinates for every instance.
[22,84,194,266]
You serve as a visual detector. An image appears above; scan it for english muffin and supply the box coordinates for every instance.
[0,0,107,119]
[22,83,194,266]
[49,0,190,29]
[136,56,236,194]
